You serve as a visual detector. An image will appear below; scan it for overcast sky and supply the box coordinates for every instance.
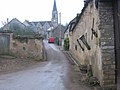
[0,0,84,27]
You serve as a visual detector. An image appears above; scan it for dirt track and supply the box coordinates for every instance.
[0,55,42,75]
[0,40,92,90]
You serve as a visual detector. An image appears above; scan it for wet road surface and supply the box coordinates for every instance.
[0,40,92,90]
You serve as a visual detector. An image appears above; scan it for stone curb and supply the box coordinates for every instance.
[63,51,103,90]
[63,51,79,66]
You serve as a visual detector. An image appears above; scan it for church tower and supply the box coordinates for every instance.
[51,0,58,27]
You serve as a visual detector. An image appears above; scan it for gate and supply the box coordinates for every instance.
[0,34,10,54]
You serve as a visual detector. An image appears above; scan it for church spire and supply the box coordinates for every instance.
[52,0,58,27]
[53,0,57,12]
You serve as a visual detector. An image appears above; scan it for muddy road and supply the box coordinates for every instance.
[0,40,92,90]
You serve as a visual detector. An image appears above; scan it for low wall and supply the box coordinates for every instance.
[11,38,44,60]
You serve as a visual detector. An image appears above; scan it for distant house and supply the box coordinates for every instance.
[51,24,66,45]
[23,20,54,38]
[2,18,28,36]
[3,18,26,31]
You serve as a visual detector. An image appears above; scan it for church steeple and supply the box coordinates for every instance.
[52,0,58,27]
[53,0,57,12]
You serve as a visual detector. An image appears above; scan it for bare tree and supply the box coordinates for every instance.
[1,18,9,26]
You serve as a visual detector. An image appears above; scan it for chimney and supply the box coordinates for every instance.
[7,18,9,23]
[77,13,80,18]
[84,0,88,5]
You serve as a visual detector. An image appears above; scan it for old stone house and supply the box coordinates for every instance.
[1,19,45,60]
[65,0,119,89]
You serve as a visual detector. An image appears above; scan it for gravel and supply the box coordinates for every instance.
[0,55,40,75]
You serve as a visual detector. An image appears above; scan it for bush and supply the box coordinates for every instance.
[55,37,59,45]
[64,37,69,50]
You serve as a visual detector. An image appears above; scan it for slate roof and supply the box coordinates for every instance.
[26,21,53,27]
[6,18,26,27]
[24,20,33,26]
[65,0,105,33]
[2,18,26,30]
[66,0,92,32]
[64,14,80,33]
[32,22,38,26]
[48,21,54,27]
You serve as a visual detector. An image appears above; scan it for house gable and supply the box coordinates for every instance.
[23,20,32,26]
[36,23,42,28]
[42,21,51,30]
[3,18,26,31]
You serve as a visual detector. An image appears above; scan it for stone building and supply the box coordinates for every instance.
[65,0,119,89]
[52,25,66,45]
[0,29,44,60]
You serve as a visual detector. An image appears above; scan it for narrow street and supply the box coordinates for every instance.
[0,40,92,90]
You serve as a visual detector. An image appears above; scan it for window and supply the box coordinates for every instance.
[75,45,77,50]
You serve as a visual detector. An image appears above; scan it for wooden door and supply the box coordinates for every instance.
[0,35,10,54]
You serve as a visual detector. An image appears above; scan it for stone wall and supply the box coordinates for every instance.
[11,38,44,61]
[69,1,102,79]
[98,1,116,89]
[69,0,116,89]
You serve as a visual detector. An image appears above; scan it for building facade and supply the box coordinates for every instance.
[65,0,118,89]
